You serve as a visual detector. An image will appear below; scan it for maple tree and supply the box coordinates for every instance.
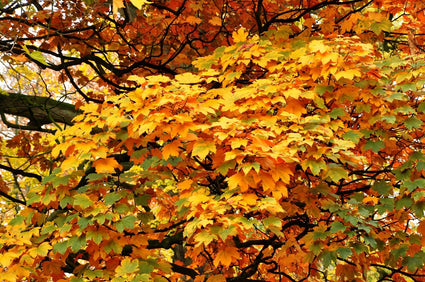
[2,0,425,281]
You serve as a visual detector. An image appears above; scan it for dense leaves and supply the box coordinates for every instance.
[2,0,425,281]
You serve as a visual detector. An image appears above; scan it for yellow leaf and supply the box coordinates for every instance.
[334,69,361,80]
[0,252,19,267]
[227,172,249,192]
[192,140,216,159]
[175,72,202,84]
[127,75,146,84]
[194,230,217,247]
[230,138,248,149]
[92,157,123,174]
[284,88,302,99]
[130,0,151,9]
[90,145,108,159]
[232,28,248,43]
[146,74,171,84]
[242,193,258,205]
[61,155,78,171]
[115,257,139,275]
[162,140,182,160]
[213,246,239,267]
[112,0,125,15]
[309,40,329,53]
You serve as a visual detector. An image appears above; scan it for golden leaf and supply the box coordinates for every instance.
[232,28,248,43]
[213,246,239,267]
[92,157,123,174]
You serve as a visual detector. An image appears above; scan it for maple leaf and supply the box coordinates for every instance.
[227,172,249,192]
[162,140,182,160]
[232,28,248,43]
[130,0,152,10]
[112,0,125,15]
[186,15,202,25]
[115,258,139,275]
[92,157,123,174]
[213,246,239,267]
[209,17,222,26]
[192,140,216,159]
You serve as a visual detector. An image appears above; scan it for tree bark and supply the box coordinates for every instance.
[0,92,80,128]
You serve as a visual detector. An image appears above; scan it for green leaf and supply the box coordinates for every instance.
[392,244,408,260]
[73,194,93,209]
[364,140,385,153]
[60,196,73,209]
[370,18,392,35]
[218,225,237,241]
[315,85,333,96]
[404,117,423,130]
[329,107,345,119]
[104,192,122,205]
[302,159,326,175]
[342,130,363,144]
[325,165,348,182]
[418,101,425,112]
[404,179,425,192]
[104,240,122,254]
[337,247,352,259]
[395,197,413,210]
[320,250,336,268]
[309,241,323,255]
[69,235,86,252]
[330,221,346,233]
[121,215,137,230]
[78,217,91,229]
[53,241,68,254]
[372,181,392,196]
[9,215,24,226]
[263,216,282,229]
[139,260,155,274]
[216,160,237,175]
[87,229,104,245]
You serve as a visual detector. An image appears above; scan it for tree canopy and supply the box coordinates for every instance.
[1,0,425,281]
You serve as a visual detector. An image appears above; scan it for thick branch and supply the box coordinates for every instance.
[0,92,80,128]
[0,164,42,182]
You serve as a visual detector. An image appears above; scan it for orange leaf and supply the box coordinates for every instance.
[283,98,307,116]
[162,140,182,160]
[206,274,226,282]
[92,157,123,174]
[227,172,249,192]
[213,246,239,267]
[232,28,248,43]
[260,172,275,191]
[177,179,193,191]
[186,15,202,25]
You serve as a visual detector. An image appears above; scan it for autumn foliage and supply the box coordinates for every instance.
[2,0,425,281]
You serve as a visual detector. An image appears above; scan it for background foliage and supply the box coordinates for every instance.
[1,0,425,281]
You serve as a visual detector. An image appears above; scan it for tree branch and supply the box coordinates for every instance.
[0,92,80,128]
